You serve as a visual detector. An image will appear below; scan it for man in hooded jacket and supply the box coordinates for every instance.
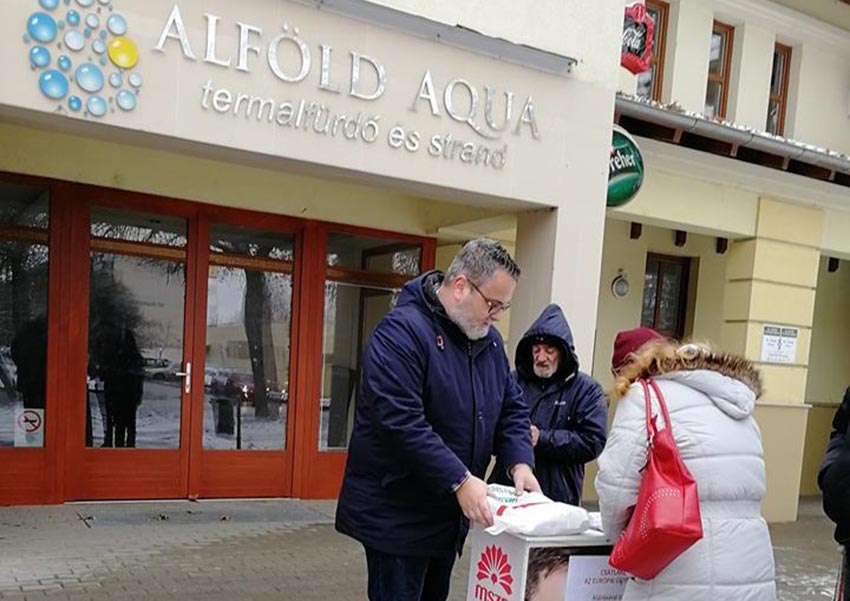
[490,304,607,506]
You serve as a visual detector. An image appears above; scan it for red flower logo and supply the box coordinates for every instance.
[476,545,513,595]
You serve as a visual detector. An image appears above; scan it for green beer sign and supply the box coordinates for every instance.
[607,125,644,207]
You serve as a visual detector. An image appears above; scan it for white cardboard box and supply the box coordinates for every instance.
[466,525,626,601]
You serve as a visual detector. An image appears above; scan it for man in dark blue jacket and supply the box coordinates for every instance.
[819,386,850,600]
[335,239,539,601]
[491,304,607,506]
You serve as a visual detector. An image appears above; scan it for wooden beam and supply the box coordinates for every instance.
[629,222,643,240]
[674,230,687,247]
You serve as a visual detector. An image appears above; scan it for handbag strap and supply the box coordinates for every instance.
[639,378,674,443]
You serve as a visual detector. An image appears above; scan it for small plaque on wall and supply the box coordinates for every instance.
[760,324,798,364]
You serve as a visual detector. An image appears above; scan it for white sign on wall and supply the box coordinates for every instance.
[760,324,798,364]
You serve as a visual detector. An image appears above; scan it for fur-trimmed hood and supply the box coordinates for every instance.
[655,350,763,420]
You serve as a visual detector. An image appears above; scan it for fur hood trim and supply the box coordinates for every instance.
[657,346,763,398]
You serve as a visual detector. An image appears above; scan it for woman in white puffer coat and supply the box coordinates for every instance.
[595,339,776,600]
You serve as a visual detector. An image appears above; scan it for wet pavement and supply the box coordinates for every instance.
[0,496,841,600]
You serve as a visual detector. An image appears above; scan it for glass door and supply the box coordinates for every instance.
[68,204,196,500]
[189,218,299,498]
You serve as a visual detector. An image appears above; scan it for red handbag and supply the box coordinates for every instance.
[609,378,703,580]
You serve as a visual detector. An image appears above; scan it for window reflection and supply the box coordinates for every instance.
[320,233,423,450]
[86,206,187,449]
[204,267,292,450]
[0,183,49,448]
[203,224,294,451]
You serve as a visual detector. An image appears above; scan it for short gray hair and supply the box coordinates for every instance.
[445,238,521,284]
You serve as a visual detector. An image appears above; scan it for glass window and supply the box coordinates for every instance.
[91,207,187,247]
[636,0,669,102]
[327,232,421,274]
[766,44,792,136]
[641,254,690,339]
[320,232,425,450]
[86,209,187,448]
[705,21,734,120]
[0,182,49,448]
[203,224,294,451]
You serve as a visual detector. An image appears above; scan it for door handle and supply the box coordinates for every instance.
[174,362,191,394]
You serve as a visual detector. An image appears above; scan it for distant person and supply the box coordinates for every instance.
[819,386,850,600]
[596,338,776,600]
[336,239,539,601]
[101,327,145,448]
[10,316,47,409]
[490,304,607,505]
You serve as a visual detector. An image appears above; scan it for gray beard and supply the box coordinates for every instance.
[533,364,558,379]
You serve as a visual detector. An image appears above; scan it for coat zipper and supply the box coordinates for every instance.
[468,341,478,469]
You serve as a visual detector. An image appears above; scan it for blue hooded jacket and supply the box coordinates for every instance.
[335,271,534,556]
[490,304,607,505]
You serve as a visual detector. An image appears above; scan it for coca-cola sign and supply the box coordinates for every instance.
[621,3,654,75]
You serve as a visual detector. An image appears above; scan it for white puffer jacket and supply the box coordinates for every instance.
[595,368,776,600]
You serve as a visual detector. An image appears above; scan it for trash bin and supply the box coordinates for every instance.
[209,397,235,435]
[466,524,625,601]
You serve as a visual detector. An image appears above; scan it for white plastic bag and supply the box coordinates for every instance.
[485,484,590,537]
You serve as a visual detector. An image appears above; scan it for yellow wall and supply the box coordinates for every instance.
[799,257,850,494]
[591,219,728,390]
[806,257,850,406]
[800,405,838,496]
[0,123,503,237]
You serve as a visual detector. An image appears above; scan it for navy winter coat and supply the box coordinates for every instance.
[335,271,534,557]
[819,386,850,545]
[491,304,607,505]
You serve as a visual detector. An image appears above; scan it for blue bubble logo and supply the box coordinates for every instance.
[75,62,104,93]
[116,89,136,111]
[29,46,51,68]
[39,70,68,99]
[86,95,106,117]
[25,0,141,119]
[106,14,127,36]
[63,29,84,51]
[27,13,58,43]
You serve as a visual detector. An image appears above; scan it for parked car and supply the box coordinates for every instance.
[144,358,179,381]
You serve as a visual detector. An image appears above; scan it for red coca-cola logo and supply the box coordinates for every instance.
[621,3,655,75]
[476,545,514,596]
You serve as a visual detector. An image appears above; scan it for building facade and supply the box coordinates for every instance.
[0,0,622,503]
[584,0,850,522]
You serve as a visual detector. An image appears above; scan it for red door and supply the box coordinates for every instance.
[63,192,304,500]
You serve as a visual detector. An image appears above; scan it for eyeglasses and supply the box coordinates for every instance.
[468,279,510,316]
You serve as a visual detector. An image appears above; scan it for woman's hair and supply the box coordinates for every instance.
[611,339,762,400]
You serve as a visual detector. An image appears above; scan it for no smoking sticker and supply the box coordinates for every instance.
[14,408,43,447]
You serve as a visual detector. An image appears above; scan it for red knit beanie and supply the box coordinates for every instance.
[611,327,664,372]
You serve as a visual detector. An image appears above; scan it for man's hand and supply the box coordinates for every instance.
[456,475,494,527]
[530,425,540,447]
[510,463,541,496]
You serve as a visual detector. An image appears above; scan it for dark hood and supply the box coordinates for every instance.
[515,303,578,384]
